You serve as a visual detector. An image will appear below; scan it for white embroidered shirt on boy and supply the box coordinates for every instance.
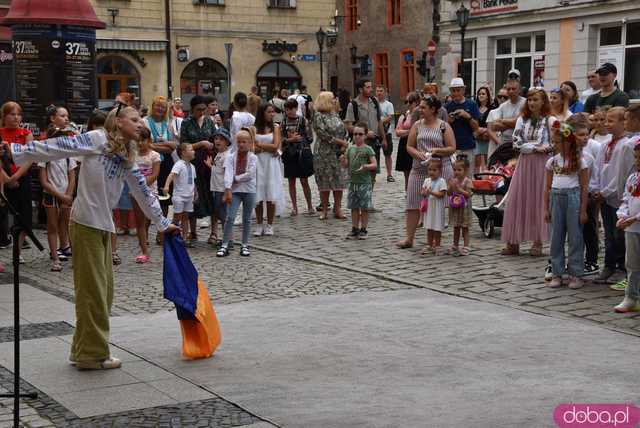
[170,159,196,199]
[38,157,77,195]
[595,135,629,207]
[545,154,588,189]
[210,150,229,193]
[12,130,170,233]
[610,133,640,207]
[617,172,640,234]
[223,151,258,193]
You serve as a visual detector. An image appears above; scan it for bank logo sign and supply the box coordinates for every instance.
[470,0,518,15]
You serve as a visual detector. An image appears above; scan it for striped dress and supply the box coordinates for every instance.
[406,120,454,210]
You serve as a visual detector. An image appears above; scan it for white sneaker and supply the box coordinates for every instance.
[253,224,264,237]
[263,224,274,236]
[614,297,639,313]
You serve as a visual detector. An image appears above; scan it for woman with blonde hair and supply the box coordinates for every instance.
[4,104,178,370]
[312,91,349,220]
[550,87,572,121]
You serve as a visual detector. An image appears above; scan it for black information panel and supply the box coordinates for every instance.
[12,24,96,134]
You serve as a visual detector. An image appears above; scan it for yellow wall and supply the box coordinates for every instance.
[558,18,575,83]
[90,0,334,106]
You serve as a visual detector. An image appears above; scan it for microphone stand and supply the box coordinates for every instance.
[0,190,43,427]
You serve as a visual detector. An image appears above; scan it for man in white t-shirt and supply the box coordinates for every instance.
[376,85,395,182]
[489,78,526,146]
[580,69,601,104]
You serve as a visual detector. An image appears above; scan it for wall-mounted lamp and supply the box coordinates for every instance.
[106,8,119,27]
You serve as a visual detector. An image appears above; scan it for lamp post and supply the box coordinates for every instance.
[456,2,470,80]
[316,27,326,91]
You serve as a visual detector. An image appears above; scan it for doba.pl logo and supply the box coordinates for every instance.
[554,404,640,427]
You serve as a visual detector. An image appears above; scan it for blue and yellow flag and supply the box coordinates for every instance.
[163,234,221,359]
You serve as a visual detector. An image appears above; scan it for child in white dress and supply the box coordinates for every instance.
[421,157,447,255]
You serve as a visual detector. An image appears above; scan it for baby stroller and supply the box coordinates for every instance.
[472,143,517,238]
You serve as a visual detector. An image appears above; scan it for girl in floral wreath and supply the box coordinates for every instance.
[543,120,589,289]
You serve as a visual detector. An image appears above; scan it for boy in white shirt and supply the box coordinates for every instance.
[164,143,196,244]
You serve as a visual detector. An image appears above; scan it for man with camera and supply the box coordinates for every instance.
[445,77,480,176]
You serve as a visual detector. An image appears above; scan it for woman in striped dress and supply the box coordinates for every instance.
[397,96,456,248]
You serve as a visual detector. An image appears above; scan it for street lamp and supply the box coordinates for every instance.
[316,27,327,91]
[456,2,470,80]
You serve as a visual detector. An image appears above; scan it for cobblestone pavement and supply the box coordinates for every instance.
[0,150,638,426]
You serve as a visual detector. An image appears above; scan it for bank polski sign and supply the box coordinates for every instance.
[470,0,518,16]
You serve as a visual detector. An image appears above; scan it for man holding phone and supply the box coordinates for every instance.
[445,77,480,176]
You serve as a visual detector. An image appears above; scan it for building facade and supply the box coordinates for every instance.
[89,0,334,109]
[439,0,640,101]
[328,0,440,106]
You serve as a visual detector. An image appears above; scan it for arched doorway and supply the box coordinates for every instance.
[256,60,302,100]
[180,58,228,110]
[97,55,140,109]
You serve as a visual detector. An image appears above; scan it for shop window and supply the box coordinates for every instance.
[345,0,359,32]
[180,58,229,109]
[597,22,640,99]
[461,40,477,97]
[97,56,140,108]
[374,52,390,92]
[268,0,296,8]
[400,49,416,98]
[387,0,401,27]
[494,34,544,90]
[256,60,302,100]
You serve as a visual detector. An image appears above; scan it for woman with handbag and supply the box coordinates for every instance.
[281,98,314,216]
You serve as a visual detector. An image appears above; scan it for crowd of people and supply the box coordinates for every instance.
[0,60,638,335]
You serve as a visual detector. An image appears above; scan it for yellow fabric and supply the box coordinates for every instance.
[180,280,221,359]
[69,222,113,363]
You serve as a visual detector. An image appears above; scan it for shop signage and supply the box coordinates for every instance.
[11,23,97,132]
[296,54,317,61]
[0,49,13,63]
[470,0,518,16]
[262,40,297,57]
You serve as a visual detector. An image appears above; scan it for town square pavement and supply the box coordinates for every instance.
[0,158,637,427]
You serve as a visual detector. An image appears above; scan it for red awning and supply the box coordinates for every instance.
[1,0,105,29]
[0,8,11,41]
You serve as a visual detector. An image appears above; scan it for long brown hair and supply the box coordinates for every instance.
[521,88,551,120]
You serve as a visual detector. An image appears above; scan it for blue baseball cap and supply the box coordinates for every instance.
[214,127,232,145]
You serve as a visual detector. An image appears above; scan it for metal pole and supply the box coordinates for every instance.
[225,43,233,110]
[319,45,324,91]
[459,28,465,79]
[164,0,173,98]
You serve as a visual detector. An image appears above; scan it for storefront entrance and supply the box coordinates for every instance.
[256,60,302,100]
[180,58,229,110]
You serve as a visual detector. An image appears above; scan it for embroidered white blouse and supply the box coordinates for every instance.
[11,130,170,234]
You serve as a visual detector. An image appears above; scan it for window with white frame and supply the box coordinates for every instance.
[461,39,477,97]
[494,34,545,90]
[598,22,640,100]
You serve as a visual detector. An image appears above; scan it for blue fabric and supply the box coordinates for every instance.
[569,100,584,114]
[163,234,198,320]
[549,187,584,277]
[445,99,481,150]
[116,181,133,210]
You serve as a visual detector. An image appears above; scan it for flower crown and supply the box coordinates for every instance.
[551,120,578,172]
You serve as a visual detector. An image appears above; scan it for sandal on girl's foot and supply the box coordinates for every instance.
[334,213,347,220]
[446,246,459,256]
[51,261,62,272]
[207,234,218,245]
[305,208,316,216]
[318,214,328,221]
[135,255,150,264]
[530,246,543,257]
[290,209,298,217]
[395,240,413,249]
[421,246,434,255]
[500,245,519,256]
[112,253,121,265]
[240,246,251,257]
[76,356,122,371]
[459,246,471,256]
[433,246,446,256]
[58,246,72,258]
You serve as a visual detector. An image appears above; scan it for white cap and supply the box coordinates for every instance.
[449,77,466,88]
[508,69,521,79]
